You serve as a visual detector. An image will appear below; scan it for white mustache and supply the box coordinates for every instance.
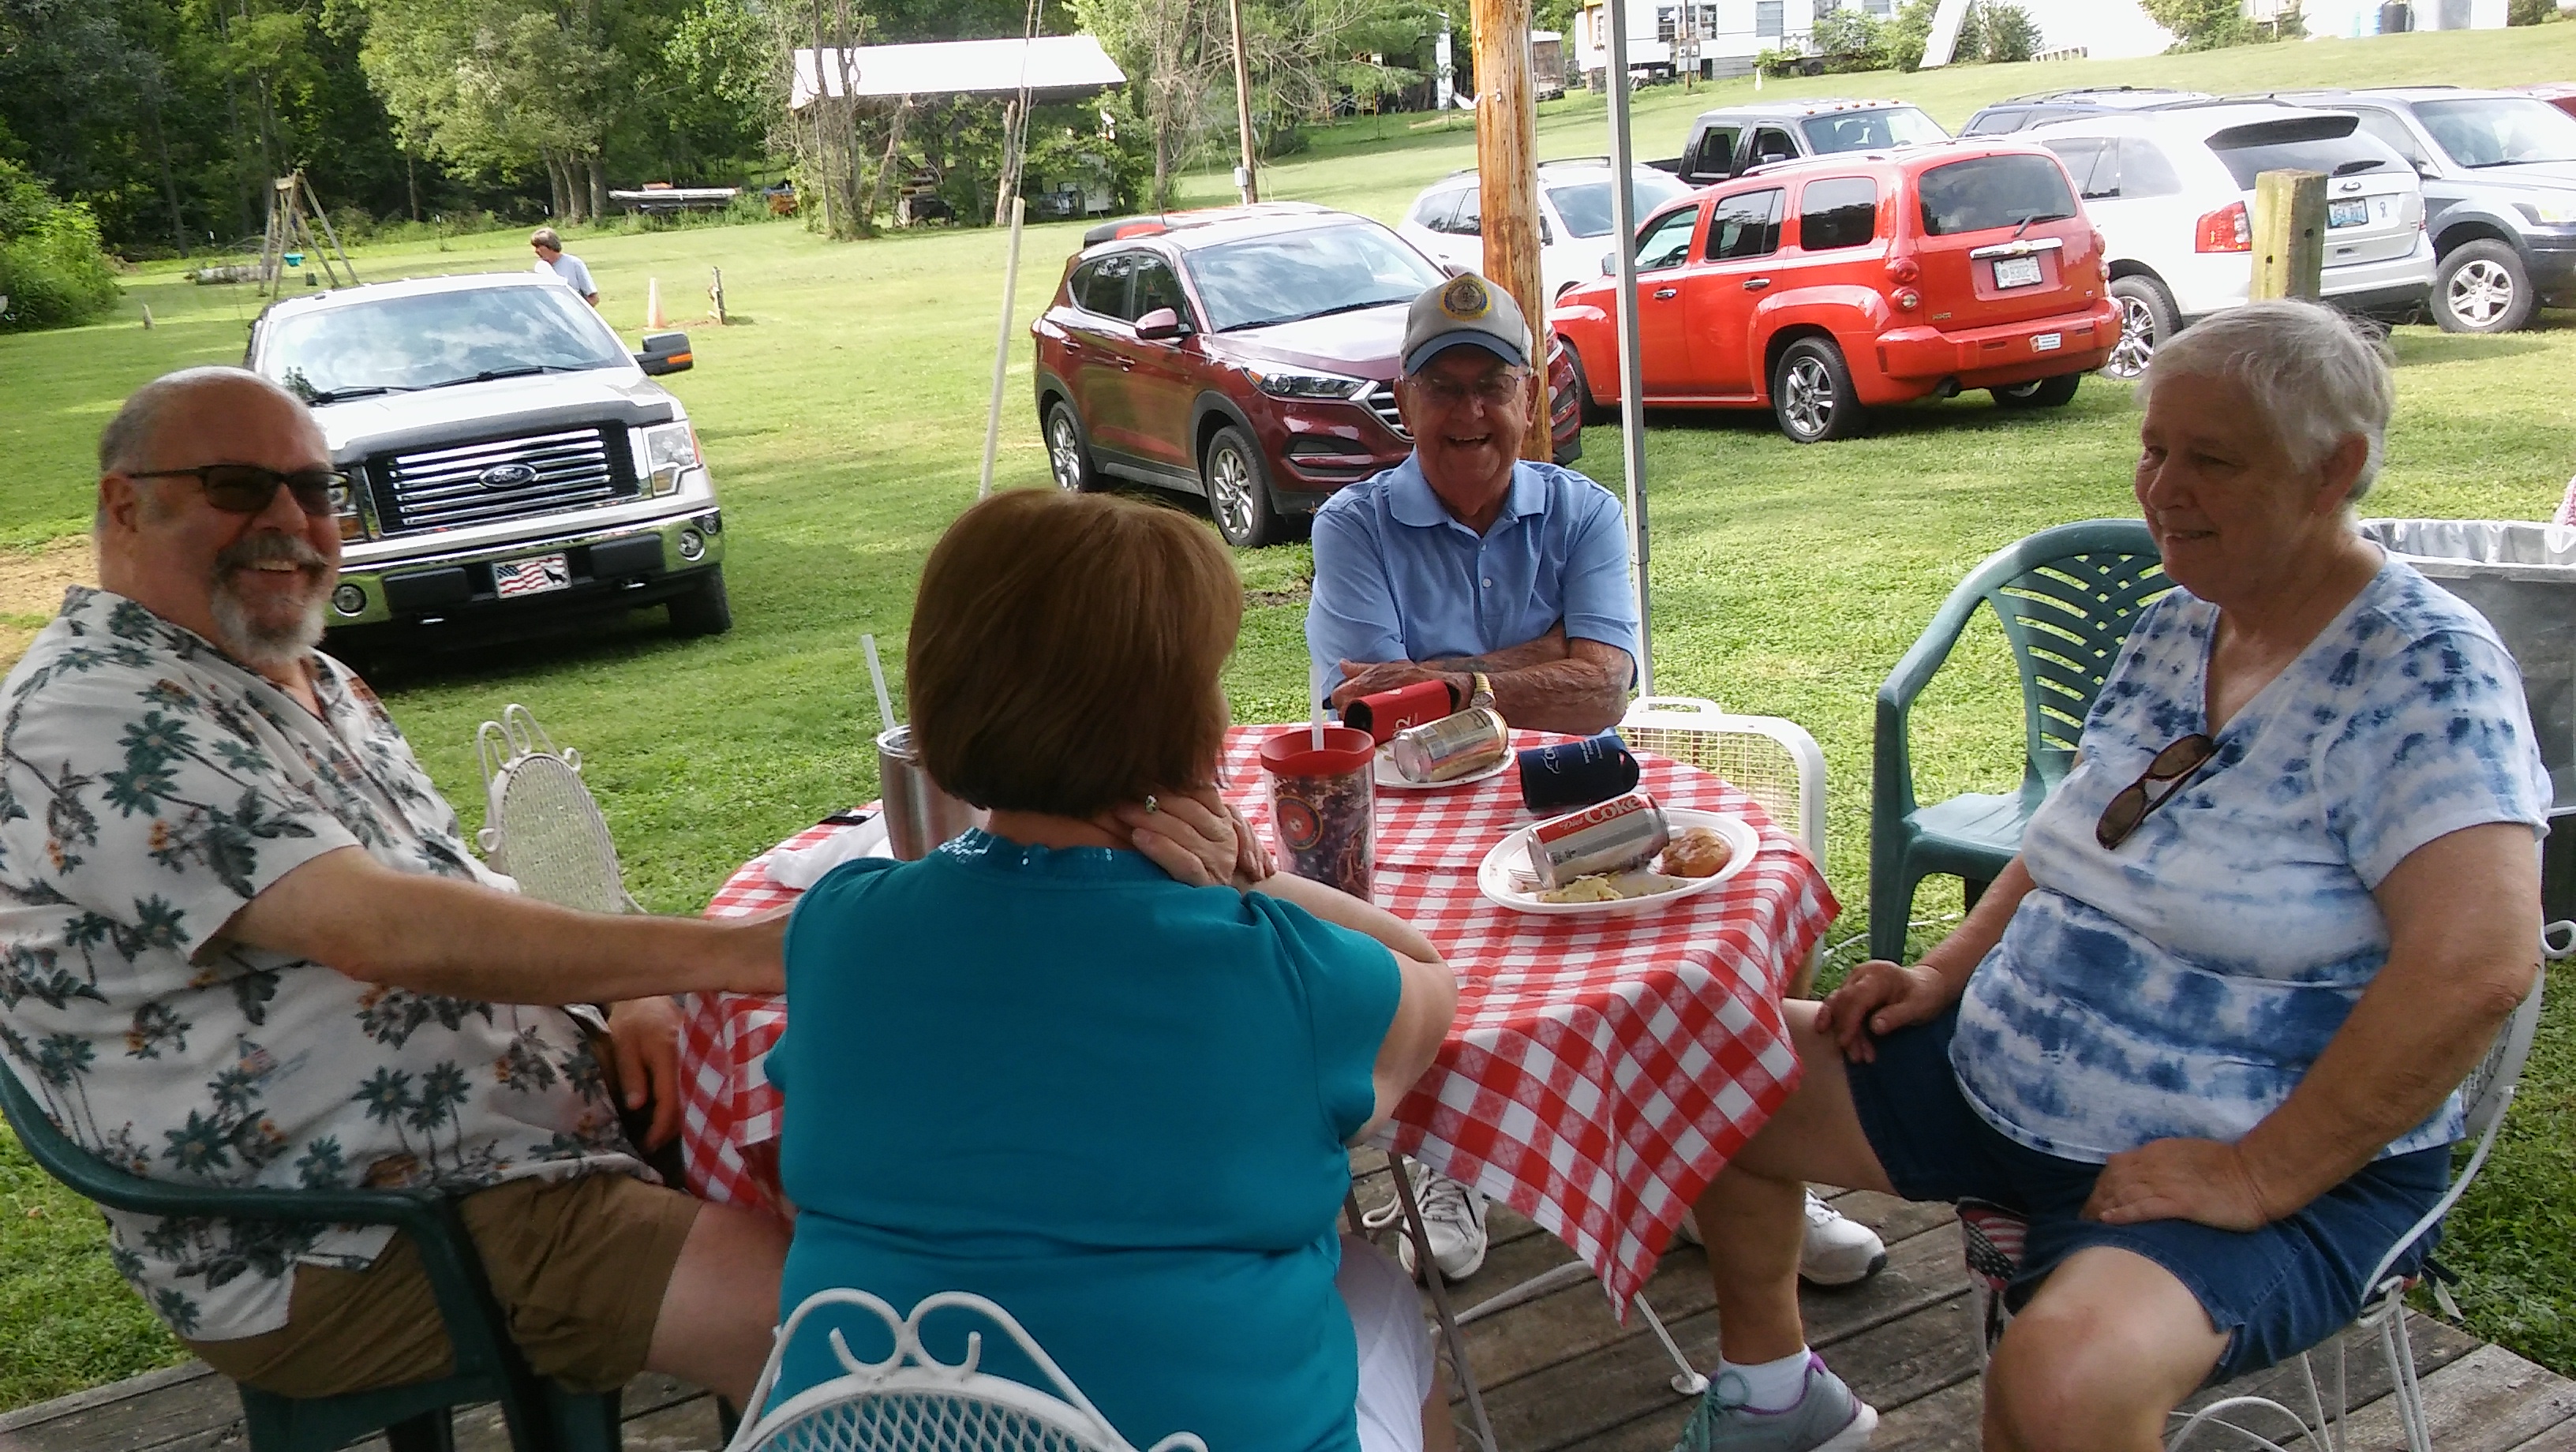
[216,532,328,577]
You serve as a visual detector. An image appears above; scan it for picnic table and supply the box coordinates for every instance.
[677,723,1837,1311]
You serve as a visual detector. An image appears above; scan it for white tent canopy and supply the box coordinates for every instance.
[790,35,1125,110]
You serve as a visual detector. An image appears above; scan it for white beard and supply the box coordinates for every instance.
[209,568,328,670]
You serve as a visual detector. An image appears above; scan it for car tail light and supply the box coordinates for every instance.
[2196,201,2251,253]
[1885,256,1921,284]
[2091,230,2107,256]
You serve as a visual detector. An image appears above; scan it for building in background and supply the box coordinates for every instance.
[2274,0,2510,35]
[1571,0,1844,86]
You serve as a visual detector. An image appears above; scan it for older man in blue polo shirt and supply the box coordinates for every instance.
[1309,275,1635,734]
[1310,275,1887,1293]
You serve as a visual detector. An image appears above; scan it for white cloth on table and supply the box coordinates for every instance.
[1340,1232,1435,1452]
[765,816,890,889]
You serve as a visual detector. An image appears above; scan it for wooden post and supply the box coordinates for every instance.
[1227,0,1260,203]
[2251,169,2327,301]
[1473,0,1549,461]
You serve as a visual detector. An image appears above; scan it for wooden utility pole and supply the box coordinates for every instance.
[1227,0,1260,203]
[2251,169,2326,301]
[1472,0,1548,460]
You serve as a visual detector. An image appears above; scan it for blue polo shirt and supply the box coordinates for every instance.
[1306,456,1639,700]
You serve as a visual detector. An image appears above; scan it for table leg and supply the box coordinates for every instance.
[1631,1293,1711,1396]
[1393,1154,1500,1452]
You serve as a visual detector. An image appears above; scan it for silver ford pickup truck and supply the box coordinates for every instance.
[246,271,729,647]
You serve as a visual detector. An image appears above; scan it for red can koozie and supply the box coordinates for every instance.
[1342,679,1453,743]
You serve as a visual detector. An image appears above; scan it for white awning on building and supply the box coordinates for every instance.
[790,35,1127,110]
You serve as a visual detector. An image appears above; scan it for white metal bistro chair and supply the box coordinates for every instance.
[473,703,642,915]
[1375,698,1837,1450]
[723,1288,1208,1452]
[1962,925,2564,1452]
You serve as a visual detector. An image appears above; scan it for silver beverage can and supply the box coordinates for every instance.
[1390,707,1510,784]
[1526,791,1670,887]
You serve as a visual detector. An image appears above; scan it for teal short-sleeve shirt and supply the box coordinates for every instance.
[767,829,1402,1451]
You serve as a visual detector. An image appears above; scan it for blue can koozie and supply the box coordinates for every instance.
[1518,730,1641,811]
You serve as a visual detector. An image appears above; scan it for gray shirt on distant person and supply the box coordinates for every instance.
[538,252,597,300]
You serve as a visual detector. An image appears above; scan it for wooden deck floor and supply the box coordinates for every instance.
[6,1168,2570,1452]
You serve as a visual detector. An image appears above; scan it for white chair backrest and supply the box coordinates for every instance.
[473,704,637,915]
[1621,696,1828,859]
[728,1289,1207,1452]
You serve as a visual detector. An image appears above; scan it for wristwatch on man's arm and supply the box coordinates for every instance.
[1447,672,1495,713]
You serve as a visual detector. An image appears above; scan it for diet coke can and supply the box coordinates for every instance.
[1526,790,1670,888]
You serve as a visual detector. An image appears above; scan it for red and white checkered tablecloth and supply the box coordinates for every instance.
[679,723,1837,1310]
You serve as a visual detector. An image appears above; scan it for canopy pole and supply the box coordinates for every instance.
[979,195,1027,499]
[1603,0,1653,697]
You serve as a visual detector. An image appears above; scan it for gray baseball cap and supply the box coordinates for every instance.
[1402,274,1531,375]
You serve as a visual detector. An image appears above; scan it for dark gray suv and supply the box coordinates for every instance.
[2271,87,2576,333]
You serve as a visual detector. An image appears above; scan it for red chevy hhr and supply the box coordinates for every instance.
[1552,143,2119,442]
[1032,203,1583,547]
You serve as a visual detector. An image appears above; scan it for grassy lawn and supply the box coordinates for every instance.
[3,21,2574,1412]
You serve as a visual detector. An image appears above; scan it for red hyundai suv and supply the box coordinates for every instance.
[1032,203,1584,546]
[1552,143,2117,442]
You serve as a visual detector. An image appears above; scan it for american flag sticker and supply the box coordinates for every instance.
[494,553,571,597]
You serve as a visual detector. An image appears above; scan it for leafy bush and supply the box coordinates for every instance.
[0,159,121,333]
[2144,0,2303,50]
[2508,0,2562,23]
[1975,2,2040,62]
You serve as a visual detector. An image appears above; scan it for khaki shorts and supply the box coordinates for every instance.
[185,1172,702,1397]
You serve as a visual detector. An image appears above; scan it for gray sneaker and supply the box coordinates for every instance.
[1672,1356,1878,1452]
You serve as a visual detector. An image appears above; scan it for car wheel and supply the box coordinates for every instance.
[2103,276,2176,382]
[1044,399,1103,492]
[1201,424,1283,548]
[1991,373,2084,409]
[668,566,732,637]
[1562,342,1613,425]
[1770,336,1867,443]
[2434,240,2535,335]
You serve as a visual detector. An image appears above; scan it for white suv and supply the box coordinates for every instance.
[1399,159,1697,305]
[2021,103,2433,378]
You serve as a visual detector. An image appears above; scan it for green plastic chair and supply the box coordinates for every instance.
[0,1063,621,1452]
[1868,518,2170,964]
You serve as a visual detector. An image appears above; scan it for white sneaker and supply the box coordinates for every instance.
[1670,1190,1888,1288]
[1361,1163,1489,1281]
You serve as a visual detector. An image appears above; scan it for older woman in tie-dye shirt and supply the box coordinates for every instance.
[1663,301,2551,1452]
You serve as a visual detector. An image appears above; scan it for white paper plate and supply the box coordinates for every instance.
[1374,742,1514,791]
[1477,808,1760,916]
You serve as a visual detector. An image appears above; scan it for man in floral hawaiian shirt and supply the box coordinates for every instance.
[0,368,788,1405]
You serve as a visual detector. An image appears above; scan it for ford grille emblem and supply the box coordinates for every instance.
[479,462,539,490]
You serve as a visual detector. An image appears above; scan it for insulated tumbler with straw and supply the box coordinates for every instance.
[1259,725,1376,902]
[876,725,987,861]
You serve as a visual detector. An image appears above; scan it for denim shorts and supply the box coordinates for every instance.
[1845,1009,2451,1383]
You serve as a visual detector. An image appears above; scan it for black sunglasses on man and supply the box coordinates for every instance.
[124,464,348,518]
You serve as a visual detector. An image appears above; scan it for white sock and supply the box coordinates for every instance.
[1718,1348,1814,1412]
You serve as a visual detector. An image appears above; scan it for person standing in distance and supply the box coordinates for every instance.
[1305,275,1887,1293]
[531,226,599,308]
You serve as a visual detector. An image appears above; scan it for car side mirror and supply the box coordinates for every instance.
[1133,307,1192,341]
[636,331,693,376]
[1602,252,1617,276]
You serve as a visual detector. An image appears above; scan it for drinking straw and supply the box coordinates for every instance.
[862,634,897,735]
[1310,658,1327,751]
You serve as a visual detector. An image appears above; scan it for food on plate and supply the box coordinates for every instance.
[1536,867,1687,904]
[1657,826,1734,879]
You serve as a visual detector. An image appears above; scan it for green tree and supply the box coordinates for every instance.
[0,157,123,331]
[1974,0,2038,62]
[2141,0,2300,50]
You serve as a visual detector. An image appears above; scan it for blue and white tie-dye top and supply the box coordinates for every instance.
[1950,555,2550,1164]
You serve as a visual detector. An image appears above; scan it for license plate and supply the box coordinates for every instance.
[1992,255,2044,289]
[493,553,571,598]
[2329,197,2369,228]
[2032,332,2063,353]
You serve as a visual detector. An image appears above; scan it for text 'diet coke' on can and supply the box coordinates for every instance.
[1389,706,1511,784]
[1526,790,1670,888]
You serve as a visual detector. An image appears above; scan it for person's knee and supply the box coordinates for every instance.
[1983,1297,2189,1451]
